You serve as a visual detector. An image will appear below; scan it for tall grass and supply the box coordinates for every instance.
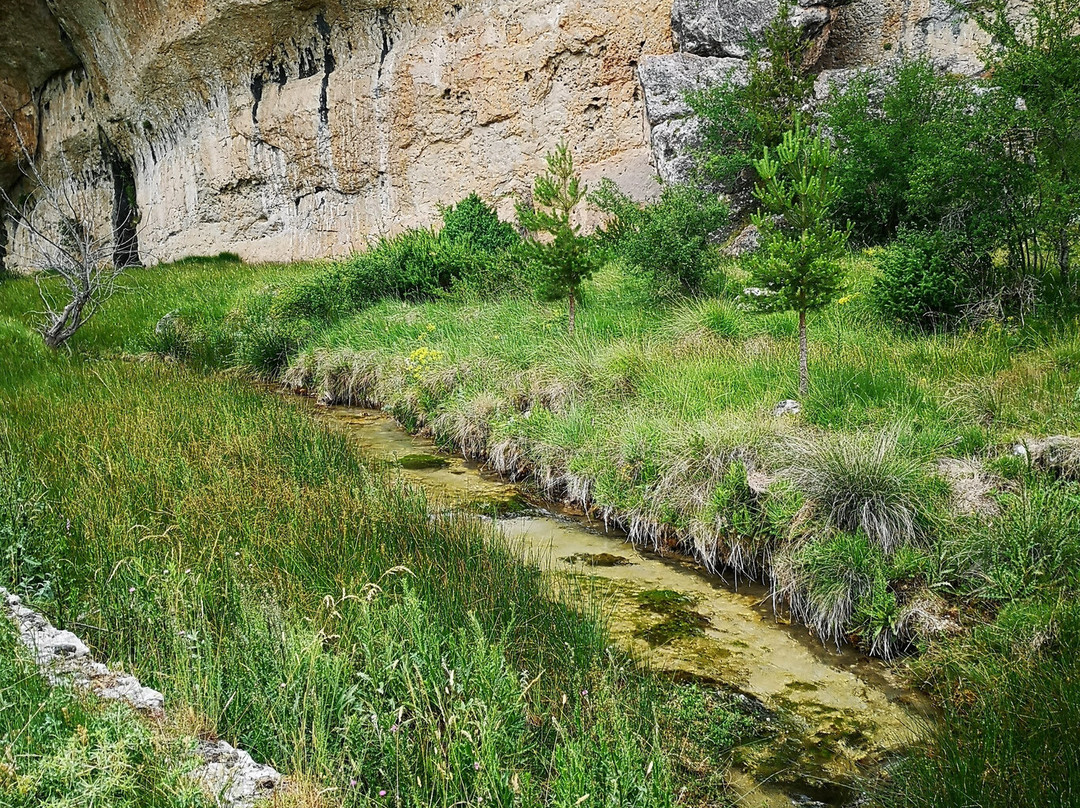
[782,430,938,552]
[0,622,209,807]
[877,600,1080,808]
[98,255,1080,656]
[0,270,702,805]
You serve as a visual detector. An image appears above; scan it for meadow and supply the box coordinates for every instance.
[136,244,1080,807]
[3,240,1080,808]
[0,263,767,808]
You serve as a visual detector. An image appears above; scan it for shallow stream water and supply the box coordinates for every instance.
[319,406,934,808]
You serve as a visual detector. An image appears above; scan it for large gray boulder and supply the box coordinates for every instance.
[672,0,847,60]
[638,54,746,183]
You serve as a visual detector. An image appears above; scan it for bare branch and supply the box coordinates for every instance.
[1,102,136,349]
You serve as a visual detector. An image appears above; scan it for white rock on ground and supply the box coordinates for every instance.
[0,587,283,807]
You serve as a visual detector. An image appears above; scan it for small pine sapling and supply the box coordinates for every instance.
[516,143,599,334]
[746,119,849,395]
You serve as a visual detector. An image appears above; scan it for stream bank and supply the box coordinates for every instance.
[317,405,935,807]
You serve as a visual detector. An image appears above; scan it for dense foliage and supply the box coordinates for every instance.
[438,192,520,253]
[516,144,600,333]
[590,180,728,293]
[824,59,996,248]
[686,0,816,190]
[871,229,972,327]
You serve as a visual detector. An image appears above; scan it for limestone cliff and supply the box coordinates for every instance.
[0,0,1001,268]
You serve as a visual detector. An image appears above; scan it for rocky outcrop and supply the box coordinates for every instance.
[672,0,847,60]
[638,53,744,183]
[1,587,284,807]
[3,0,670,267]
[0,0,1014,267]
[638,0,1006,184]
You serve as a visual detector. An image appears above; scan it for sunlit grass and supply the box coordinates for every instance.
[0,261,753,806]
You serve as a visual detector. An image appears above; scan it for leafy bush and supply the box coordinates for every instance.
[230,230,493,373]
[872,229,971,328]
[824,59,997,247]
[591,180,728,293]
[230,288,319,376]
[686,0,817,190]
[439,193,519,253]
[340,228,483,304]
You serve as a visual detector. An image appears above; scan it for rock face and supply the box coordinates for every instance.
[0,0,1014,267]
[672,0,846,60]
[2,0,670,267]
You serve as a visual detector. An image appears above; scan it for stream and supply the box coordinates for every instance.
[319,406,934,808]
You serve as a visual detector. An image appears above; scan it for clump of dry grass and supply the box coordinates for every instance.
[430,392,504,457]
[1017,435,1080,481]
[783,430,933,553]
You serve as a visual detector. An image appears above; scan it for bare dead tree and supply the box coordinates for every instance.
[1,105,136,349]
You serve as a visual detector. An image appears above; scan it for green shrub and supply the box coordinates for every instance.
[591,180,728,293]
[230,288,319,375]
[872,230,970,327]
[824,60,997,246]
[439,192,520,252]
[686,0,817,189]
[340,228,481,303]
[230,230,493,373]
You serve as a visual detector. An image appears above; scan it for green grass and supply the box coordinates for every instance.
[875,599,1080,808]
[0,623,209,808]
[0,261,761,806]
[4,247,1080,806]
[144,255,1080,658]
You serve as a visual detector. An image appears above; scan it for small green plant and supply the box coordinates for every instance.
[517,143,600,334]
[872,229,970,328]
[590,180,729,293]
[784,430,932,552]
[746,120,849,394]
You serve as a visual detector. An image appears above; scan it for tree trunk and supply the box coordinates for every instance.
[1058,231,1071,282]
[798,308,808,397]
[568,288,576,335]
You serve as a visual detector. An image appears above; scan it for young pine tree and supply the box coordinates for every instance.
[516,143,599,334]
[747,120,849,395]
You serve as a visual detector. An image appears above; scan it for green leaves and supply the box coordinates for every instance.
[687,0,817,188]
[590,180,729,294]
[516,144,599,329]
[747,120,849,316]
